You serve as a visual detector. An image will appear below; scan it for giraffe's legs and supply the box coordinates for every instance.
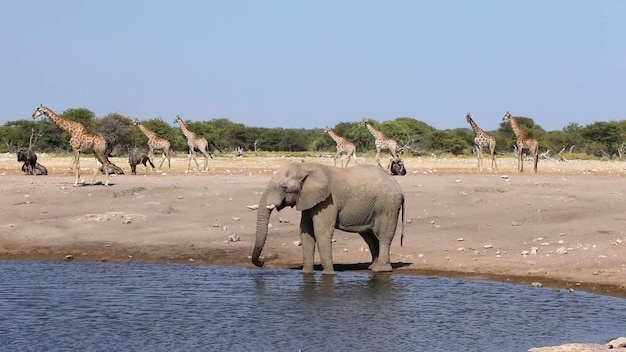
[517,144,524,173]
[146,149,155,173]
[476,146,483,171]
[375,148,382,168]
[389,148,399,162]
[91,153,110,186]
[198,149,211,171]
[158,149,170,170]
[490,146,498,171]
[344,153,352,168]
[186,147,202,173]
[73,150,83,186]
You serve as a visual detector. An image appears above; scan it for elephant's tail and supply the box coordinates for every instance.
[400,196,405,247]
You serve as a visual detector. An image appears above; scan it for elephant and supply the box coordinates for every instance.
[252,162,405,275]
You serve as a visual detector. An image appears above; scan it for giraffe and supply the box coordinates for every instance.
[465,112,498,172]
[502,111,539,173]
[32,104,111,186]
[360,117,399,168]
[323,126,357,167]
[174,115,213,173]
[132,118,171,171]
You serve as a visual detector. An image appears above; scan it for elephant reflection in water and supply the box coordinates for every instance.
[252,162,405,275]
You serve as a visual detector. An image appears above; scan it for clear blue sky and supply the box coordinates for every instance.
[2,1,625,131]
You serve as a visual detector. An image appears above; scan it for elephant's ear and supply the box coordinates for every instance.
[296,166,330,211]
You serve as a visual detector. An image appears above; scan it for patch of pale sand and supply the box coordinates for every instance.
[0,154,625,298]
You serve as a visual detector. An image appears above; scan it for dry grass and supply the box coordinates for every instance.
[2,152,626,177]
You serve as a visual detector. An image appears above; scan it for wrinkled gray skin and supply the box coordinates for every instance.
[252,162,405,275]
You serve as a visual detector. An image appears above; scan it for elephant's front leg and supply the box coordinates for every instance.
[312,216,336,275]
[299,215,316,274]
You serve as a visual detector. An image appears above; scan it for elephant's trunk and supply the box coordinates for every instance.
[252,194,276,267]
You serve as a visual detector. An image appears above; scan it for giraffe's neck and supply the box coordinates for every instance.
[327,130,344,144]
[138,124,157,139]
[177,120,195,139]
[509,117,527,139]
[468,117,484,135]
[45,109,84,135]
[365,123,384,140]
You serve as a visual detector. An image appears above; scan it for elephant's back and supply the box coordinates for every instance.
[344,164,403,194]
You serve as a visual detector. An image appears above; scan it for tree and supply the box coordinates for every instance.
[62,108,96,128]
[257,128,285,151]
[92,113,133,155]
[581,121,621,158]
[428,130,469,155]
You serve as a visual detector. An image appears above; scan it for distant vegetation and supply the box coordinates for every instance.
[3,107,626,160]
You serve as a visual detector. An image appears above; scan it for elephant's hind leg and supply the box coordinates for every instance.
[369,218,398,273]
[359,230,380,269]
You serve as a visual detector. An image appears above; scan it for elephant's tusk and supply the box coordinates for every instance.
[266,204,276,210]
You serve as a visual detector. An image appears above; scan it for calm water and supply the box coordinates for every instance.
[0,261,624,352]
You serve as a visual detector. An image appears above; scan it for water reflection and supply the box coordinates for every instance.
[0,261,624,352]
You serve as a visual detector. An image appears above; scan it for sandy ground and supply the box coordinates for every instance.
[1,152,626,298]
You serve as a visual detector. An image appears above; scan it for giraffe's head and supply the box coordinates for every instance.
[360,117,369,126]
[465,112,473,123]
[173,115,182,124]
[323,126,331,134]
[132,118,141,126]
[32,104,48,119]
[502,111,512,122]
